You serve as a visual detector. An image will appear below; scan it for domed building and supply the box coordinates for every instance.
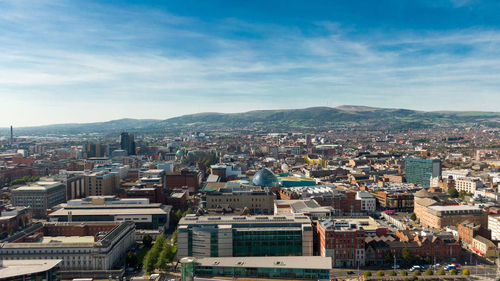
[252,168,278,187]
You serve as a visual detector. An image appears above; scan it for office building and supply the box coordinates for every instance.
[177,214,313,258]
[455,177,483,194]
[85,171,120,196]
[405,158,441,187]
[180,256,331,281]
[120,132,136,155]
[203,185,275,215]
[12,181,66,218]
[356,191,376,212]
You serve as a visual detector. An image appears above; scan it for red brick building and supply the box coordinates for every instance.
[165,169,202,193]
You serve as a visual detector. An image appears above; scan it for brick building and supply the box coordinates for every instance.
[165,169,202,193]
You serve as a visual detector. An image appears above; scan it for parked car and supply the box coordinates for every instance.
[410,265,422,272]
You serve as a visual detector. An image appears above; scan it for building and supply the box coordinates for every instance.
[472,235,498,258]
[203,185,275,215]
[0,206,32,238]
[12,181,66,218]
[455,177,483,194]
[274,199,335,220]
[373,191,414,212]
[0,221,135,271]
[405,158,441,187]
[55,171,86,200]
[488,215,500,241]
[165,169,203,193]
[414,189,487,229]
[356,191,376,213]
[179,256,331,281]
[317,219,366,267]
[83,143,109,158]
[0,259,62,281]
[48,196,171,236]
[120,132,136,155]
[177,214,313,258]
[85,171,120,196]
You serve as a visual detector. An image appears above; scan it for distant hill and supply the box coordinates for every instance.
[2,106,499,136]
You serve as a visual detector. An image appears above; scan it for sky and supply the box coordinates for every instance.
[1,0,500,127]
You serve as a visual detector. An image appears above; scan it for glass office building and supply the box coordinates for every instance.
[405,158,441,187]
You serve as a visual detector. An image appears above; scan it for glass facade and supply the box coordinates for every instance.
[252,168,278,186]
[405,158,441,187]
[194,265,329,280]
[232,229,302,256]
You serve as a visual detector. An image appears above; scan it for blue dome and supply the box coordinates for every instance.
[252,168,278,186]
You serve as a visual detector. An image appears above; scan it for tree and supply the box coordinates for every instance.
[424,256,431,264]
[458,190,466,200]
[425,269,433,276]
[389,270,397,276]
[401,270,408,276]
[438,269,445,275]
[450,269,457,275]
[363,271,371,277]
[462,269,470,275]
[410,213,417,221]
[448,187,459,198]
[413,270,421,276]
[401,248,412,263]
[143,234,153,248]
[376,270,384,276]
[126,251,138,267]
[384,250,394,264]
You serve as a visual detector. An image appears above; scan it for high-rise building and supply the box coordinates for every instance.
[405,158,441,187]
[120,132,136,155]
[83,143,109,158]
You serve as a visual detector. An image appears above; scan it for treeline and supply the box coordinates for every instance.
[6,176,40,186]
[143,233,177,273]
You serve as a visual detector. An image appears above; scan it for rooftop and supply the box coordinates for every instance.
[13,181,64,192]
[183,256,331,270]
[0,259,62,279]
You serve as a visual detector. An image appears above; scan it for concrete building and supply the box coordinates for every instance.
[54,171,86,200]
[274,199,335,220]
[0,259,62,281]
[12,181,66,218]
[0,206,32,237]
[455,177,483,194]
[177,214,313,258]
[317,219,366,267]
[0,221,135,271]
[48,197,171,237]
[85,171,120,196]
[487,215,500,241]
[356,191,376,212]
[405,158,441,187]
[203,185,275,215]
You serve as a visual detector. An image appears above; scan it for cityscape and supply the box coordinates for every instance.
[1,1,500,281]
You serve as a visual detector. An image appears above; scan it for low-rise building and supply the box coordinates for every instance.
[0,259,62,281]
[180,256,331,280]
[455,177,483,194]
[356,191,376,212]
[317,218,366,267]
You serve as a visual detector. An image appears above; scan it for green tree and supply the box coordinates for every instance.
[143,234,153,248]
[425,269,433,276]
[171,229,178,244]
[401,248,412,263]
[448,187,459,198]
[413,270,421,276]
[410,213,417,221]
[401,270,408,276]
[389,270,397,276]
[438,269,445,275]
[458,190,466,200]
[363,271,372,277]
[424,256,431,264]
[384,250,394,264]
[376,270,384,276]
[450,269,457,275]
[126,251,137,267]
[462,269,470,275]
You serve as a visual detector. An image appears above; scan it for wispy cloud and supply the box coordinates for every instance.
[0,1,499,126]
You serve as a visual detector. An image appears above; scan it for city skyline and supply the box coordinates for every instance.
[2,0,500,126]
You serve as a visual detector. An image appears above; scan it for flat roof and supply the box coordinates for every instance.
[14,181,63,191]
[39,236,95,244]
[429,205,482,211]
[179,214,311,225]
[189,256,331,270]
[0,259,62,279]
[49,207,167,216]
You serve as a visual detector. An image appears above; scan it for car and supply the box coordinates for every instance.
[410,266,422,272]
[347,271,355,275]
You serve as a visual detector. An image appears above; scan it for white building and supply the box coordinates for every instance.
[356,191,376,212]
[455,177,483,194]
[488,215,500,241]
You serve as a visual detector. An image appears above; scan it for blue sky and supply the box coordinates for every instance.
[1,0,500,126]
